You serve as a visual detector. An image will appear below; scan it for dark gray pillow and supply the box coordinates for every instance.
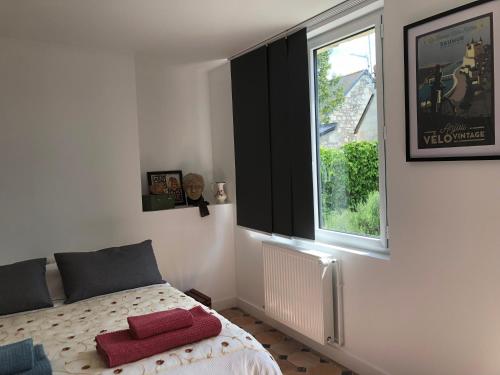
[0,258,53,316]
[55,240,164,304]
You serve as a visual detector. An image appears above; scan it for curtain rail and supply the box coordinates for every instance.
[229,0,379,60]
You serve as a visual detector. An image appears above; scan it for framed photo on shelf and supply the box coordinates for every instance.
[404,0,498,161]
[147,170,186,205]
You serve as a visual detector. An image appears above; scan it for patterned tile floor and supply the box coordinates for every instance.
[219,307,355,375]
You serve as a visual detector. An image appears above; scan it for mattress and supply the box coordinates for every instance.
[0,284,281,375]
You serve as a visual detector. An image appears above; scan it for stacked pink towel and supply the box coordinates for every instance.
[127,308,194,339]
[96,306,222,368]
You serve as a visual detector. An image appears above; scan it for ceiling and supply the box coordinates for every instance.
[0,0,341,62]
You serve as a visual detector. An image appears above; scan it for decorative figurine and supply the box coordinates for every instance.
[213,182,227,204]
[183,173,210,217]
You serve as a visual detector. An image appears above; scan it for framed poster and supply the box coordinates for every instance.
[405,0,499,161]
[147,170,186,205]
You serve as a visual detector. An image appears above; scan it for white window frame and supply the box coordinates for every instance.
[308,8,388,253]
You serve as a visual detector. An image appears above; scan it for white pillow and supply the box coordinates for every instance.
[45,259,66,302]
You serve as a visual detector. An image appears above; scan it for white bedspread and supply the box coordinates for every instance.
[0,284,281,375]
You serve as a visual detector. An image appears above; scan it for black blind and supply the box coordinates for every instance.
[231,29,315,240]
[287,29,315,239]
[268,38,293,236]
[231,46,273,233]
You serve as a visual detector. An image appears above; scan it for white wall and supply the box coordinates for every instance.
[0,38,237,308]
[0,38,143,260]
[134,55,236,305]
[139,204,236,307]
[217,0,500,374]
[135,56,226,196]
[208,63,236,203]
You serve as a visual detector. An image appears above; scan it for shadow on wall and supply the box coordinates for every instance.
[208,62,236,204]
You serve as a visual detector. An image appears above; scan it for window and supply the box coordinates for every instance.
[309,10,387,251]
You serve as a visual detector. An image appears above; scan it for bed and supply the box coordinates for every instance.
[0,283,281,375]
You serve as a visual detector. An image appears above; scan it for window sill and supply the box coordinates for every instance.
[264,234,390,261]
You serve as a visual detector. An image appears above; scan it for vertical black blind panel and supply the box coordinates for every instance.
[287,29,315,240]
[231,46,273,233]
[268,38,293,236]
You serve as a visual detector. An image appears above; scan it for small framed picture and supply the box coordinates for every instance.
[404,0,498,161]
[147,170,186,205]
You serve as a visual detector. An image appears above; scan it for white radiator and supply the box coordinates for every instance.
[262,241,344,346]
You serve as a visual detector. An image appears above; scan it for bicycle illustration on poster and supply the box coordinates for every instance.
[405,0,498,161]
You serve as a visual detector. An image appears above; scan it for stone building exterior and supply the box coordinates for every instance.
[320,70,377,148]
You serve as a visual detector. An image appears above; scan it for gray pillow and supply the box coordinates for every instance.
[55,240,164,304]
[0,258,53,316]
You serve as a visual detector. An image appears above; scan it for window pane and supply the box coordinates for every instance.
[315,28,380,238]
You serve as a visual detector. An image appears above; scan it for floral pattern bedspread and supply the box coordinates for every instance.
[0,285,279,375]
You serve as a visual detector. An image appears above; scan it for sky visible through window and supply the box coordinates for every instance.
[321,30,376,78]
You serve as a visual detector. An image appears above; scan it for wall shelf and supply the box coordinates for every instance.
[141,202,232,214]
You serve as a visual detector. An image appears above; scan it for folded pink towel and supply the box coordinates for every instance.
[97,306,221,368]
[127,308,194,339]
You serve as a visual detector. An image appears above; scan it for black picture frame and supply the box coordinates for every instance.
[147,170,186,206]
[404,0,498,161]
